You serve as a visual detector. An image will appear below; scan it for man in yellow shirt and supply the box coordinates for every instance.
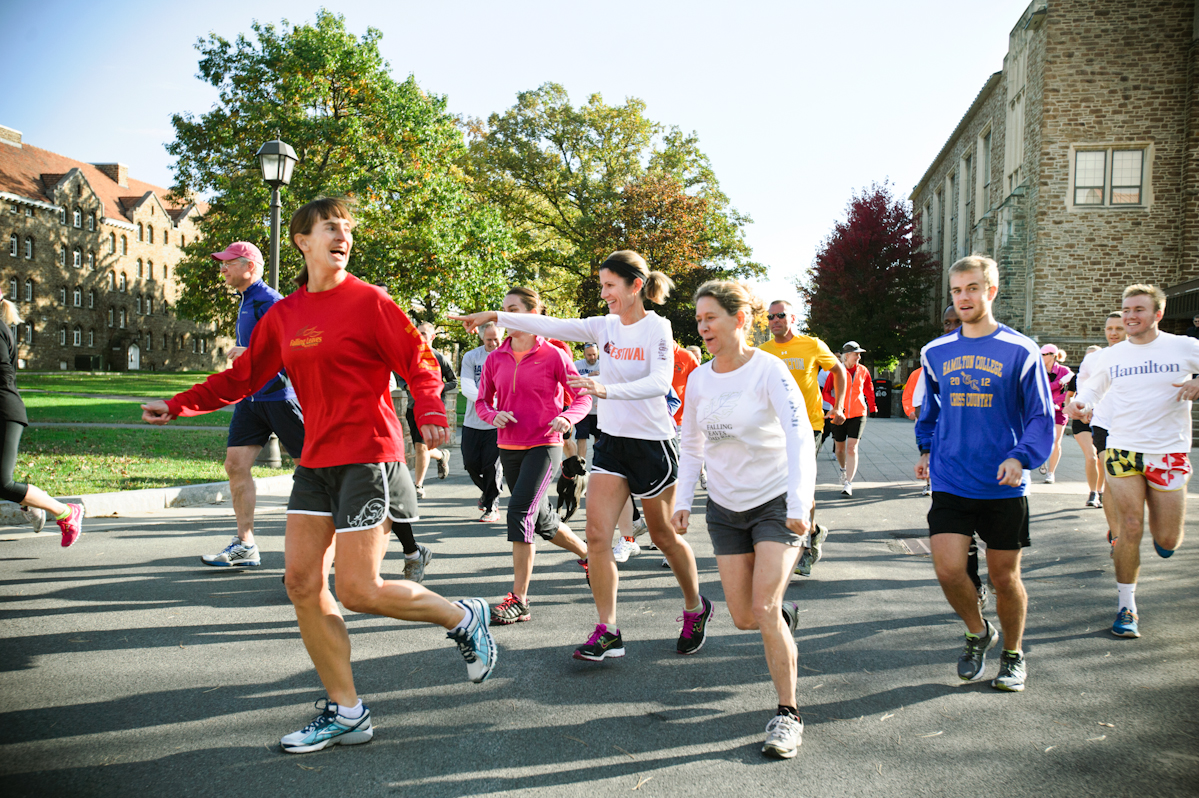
[759,299,847,576]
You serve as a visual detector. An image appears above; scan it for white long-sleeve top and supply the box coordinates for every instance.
[1075,347,1110,429]
[494,311,675,440]
[675,350,816,521]
[1076,331,1199,453]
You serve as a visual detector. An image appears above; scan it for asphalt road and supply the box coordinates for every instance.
[1,419,1196,797]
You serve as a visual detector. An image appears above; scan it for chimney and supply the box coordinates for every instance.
[0,125,22,148]
[94,163,129,188]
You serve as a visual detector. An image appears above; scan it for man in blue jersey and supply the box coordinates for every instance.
[915,255,1054,692]
[201,242,305,568]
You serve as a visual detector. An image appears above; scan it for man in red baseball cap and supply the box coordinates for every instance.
[201,241,306,570]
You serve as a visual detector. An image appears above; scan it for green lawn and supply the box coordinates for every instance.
[22,393,229,427]
[15,427,293,496]
[17,372,215,396]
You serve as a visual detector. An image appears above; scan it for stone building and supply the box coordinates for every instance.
[0,124,231,371]
[910,0,1199,352]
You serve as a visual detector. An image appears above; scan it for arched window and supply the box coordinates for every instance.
[147,297,154,315]
[58,248,65,266]
[23,237,32,259]
[145,332,152,352]
[88,213,95,231]
[147,261,153,279]
[109,233,116,254]
[58,208,66,225]
[88,289,95,309]
[72,208,82,228]
[72,287,81,307]
[119,308,126,328]
[24,279,32,302]
[58,326,66,346]
[107,308,114,327]
[58,286,66,305]
[88,329,94,348]
[163,263,169,280]
[107,272,115,291]
[72,326,81,347]
[180,235,186,248]
[135,295,142,315]
[87,251,95,270]
[7,234,15,257]
[162,333,168,351]
[72,248,81,268]
[23,323,32,344]
[147,226,153,244]
[137,223,144,241]
[8,277,16,300]
[121,235,127,255]
[136,259,143,278]
[119,273,127,292]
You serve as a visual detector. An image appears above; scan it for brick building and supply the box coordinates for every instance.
[910,0,1199,352]
[0,124,231,371]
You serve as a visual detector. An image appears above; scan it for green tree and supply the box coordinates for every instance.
[801,182,940,371]
[166,11,514,330]
[466,83,761,340]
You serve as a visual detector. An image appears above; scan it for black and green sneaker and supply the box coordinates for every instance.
[573,623,625,661]
[991,650,1026,692]
[957,619,999,681]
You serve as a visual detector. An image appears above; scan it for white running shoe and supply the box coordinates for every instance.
[20,506,46,533]
[630,518,648,538]
[1043,472,1055,484]
[201,537,261,567]
[841,481,853,497]
[921,483,932,497]
[660,556,670,568]
[613,537,641,563]
[762,713,804,759]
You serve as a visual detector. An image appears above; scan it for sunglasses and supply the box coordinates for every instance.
[766,313,789,320]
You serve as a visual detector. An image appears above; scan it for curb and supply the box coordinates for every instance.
[0,473,294,523]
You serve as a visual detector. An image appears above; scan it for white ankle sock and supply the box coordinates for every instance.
[453,603,473,631]
[337,699,364,719]
[1117,582,1137,614]
[405,550,420,560]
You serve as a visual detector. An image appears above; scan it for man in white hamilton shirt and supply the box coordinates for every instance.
[1068,284,1199,640]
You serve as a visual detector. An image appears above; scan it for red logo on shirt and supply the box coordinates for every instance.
[290,326,324,349]
[604,343,644,361]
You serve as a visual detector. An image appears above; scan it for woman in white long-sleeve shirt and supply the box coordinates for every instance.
[452,251,710,662]
[671,280,815,760]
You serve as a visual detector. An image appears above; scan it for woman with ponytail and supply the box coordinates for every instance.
[0,299,84,546]
[452,250,712,661]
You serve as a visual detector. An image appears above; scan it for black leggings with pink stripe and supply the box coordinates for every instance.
[498,446,563,544]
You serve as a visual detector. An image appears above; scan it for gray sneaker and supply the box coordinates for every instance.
[991,650,1026,692]
[404,543,433,583]
[795,548,814,577]
[762,713,803,759]
[809,524,828,563]
[781,601,800,633]
[437,449,451,479]
[20,506,46,533]
[957,619,999,680]
[201,536,261,568]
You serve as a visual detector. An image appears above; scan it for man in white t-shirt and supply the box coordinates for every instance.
[1068,284,1199,640]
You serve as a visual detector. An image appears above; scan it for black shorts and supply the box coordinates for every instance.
[288,461,419,532]
[928,492,1029,550]
[1092,425,1108,453]
[705,494,805,556]
[591,432,678,499]
[404,405,424,445]
[830,416,865,442]
[574,414,599,440]
[1071,418,1092,436]
[227,399,304,457]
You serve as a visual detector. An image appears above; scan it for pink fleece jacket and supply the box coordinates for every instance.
[476,335,592,447]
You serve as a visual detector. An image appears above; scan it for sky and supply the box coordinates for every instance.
[2,0,1033,310]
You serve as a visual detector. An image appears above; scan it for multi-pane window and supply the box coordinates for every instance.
[73,248,82,268]
[8,277,16,300]
[73,287,81,307]
[137,259,143,278]
[147,297,154,315]
[146,333,152,352]
[119,274,127,292]
[1074,147,1147,207]
[1074,151,1106,205]
[88,289,95,309]
[137,223,144,241]
[24,237,32,259]
[147,261,153,279]
[58,248,65,266]
[119,308,126,328]
[148,226,154,244]
[24,279,32,302]
[7,234,15,257]
[23,323,32,344]
[88,213,95,231]
[72,327,81,347]
[135,296,142,315]
[59,286,66,305]
[87,251,95,270]
[121,236,127,255]
[109,233,116,254]
[73,208,82,228]
[107,308,114,327]
[88,330,94,347]
[59,208,66,224]
[107,272,115,290]
[58,327,66,346]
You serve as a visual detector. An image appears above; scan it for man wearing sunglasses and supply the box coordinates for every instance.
[759,300,847,577]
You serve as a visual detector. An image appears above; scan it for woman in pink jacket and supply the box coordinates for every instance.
[477,286,592,625]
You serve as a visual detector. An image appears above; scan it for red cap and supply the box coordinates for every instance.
[210,242,264,266]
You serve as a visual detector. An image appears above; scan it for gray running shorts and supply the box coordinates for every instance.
[288,461,419,532]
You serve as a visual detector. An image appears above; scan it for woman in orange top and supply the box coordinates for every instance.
[823,342,875,497]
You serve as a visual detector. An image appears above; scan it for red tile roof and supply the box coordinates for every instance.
[0,140,193,223]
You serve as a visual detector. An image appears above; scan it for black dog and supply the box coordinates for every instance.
[556,455,588,522]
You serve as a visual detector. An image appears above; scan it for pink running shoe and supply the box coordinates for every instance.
[57,503,83,548]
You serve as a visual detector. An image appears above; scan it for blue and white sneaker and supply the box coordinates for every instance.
[1112,607,1140,638]
[449,598,497,683]
[280,699,373,754]
[201,536,261,568]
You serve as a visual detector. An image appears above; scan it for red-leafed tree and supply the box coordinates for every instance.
[801,182,940,370]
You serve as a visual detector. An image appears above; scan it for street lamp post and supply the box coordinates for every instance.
[253,138,298,468]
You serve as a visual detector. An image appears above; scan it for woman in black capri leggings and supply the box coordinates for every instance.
[0,299,83,546]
